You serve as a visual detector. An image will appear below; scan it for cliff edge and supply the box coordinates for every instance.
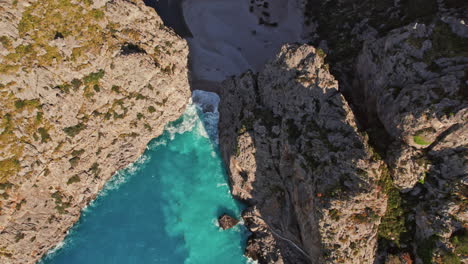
[0,0,190,263]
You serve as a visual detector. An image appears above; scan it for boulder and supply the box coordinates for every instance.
[218,214,239,230]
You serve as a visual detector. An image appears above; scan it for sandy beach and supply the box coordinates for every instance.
[182,0,305,82]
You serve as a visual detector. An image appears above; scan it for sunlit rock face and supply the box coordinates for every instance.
[0,1,190,263]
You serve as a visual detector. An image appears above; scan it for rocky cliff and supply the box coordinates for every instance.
[354,16,467,264]
[304,1,468,263]
[219,44,389,264]
[0,0,190,263]
[0,0,466,263]
[219,1,467,263]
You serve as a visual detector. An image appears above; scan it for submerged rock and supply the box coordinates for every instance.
[218,214,239,230]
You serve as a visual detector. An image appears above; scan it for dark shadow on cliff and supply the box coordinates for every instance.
[143,0,193,38]
[142,0,222,94]
[303,0,445,160]
[302,2,467,261]
[218,51,381,263]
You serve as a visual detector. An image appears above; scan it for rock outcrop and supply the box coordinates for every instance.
[356,17,467,189]
[219,44,389,264]
[301,0,467,262]
[355,16,467,263]
[0,0,190,263]
[218,214,239,230]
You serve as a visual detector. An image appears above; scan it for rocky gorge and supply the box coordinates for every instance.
[0,0,467,263]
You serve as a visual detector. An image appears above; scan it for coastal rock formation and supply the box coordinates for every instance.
[355,17,467,262]
[302,1,466,262]
[0,0,190,263]
[356,17,467,188]
[218,214,239,230]
[219,44,389,264]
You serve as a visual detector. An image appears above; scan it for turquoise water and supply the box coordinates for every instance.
[40,91,248,264]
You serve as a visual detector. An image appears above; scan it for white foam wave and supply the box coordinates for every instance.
[162,90,221,144]
[192,90,220,144]
[165,103,202,140]
[99,154,150,199]
[212,218,220,228]
[44,240,65,257]
[148,138,167,149]
[38,229,73,263]
[246,257,259,264]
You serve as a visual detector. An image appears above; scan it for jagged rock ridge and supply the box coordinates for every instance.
[219,44,389,264]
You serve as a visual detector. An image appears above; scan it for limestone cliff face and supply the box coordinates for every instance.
[0,0,190,263]
[355,17,467,263]
[356,17,467,189]
[301,0,467,262]
[219,44,388,264]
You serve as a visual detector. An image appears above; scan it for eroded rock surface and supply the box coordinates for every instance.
[219,44,389,264]
[355,17,467,262]
[302,0,466,262]
[0,0,190,263]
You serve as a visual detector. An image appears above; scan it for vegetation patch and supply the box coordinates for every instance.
[0,247,13,258]
[67,175,80,185]
[378,166,406,246]
[144,123,152,131]
[63,123,86,137]
[83,70,105,84]
[90,162,101,178]
[82,69,105,98]
[316,48,327,58]
[51,191,71,214]
[413,135,431,146]
[0,36,13,50]
[405,37,424,49]
[148,106,156,113]
[417,235,438,263]
[14,99,40,110]
[71,149,85,157]
[37,127,51,142]
[0,158,20,183]
[1,0,110,73]
[111,85,121,93]
[451,229,468,256]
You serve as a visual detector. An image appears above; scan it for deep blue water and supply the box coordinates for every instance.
[40,91,248,264]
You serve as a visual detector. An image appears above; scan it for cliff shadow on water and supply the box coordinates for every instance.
[218,46,387,264]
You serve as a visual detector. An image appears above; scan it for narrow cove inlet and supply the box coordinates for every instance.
[2,0,464,263]
[40,91,249,263]
[39,0,305,262]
